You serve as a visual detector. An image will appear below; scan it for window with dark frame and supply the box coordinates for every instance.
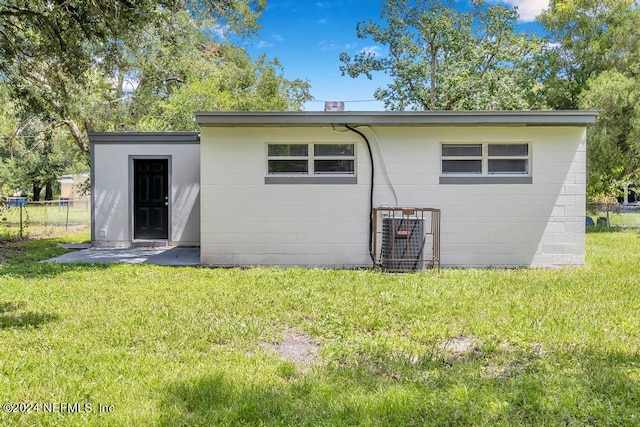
[441,143,530,176]
[267,144,309,174]
[267,143,355,176]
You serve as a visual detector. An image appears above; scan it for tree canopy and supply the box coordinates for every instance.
[538,0,640,201]
[339,0,544,110]
[0,0,310,200]
[0,0,308,151]
[0,0,265,81]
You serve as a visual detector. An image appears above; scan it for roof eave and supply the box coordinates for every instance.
[195,111,598,127]
[88,131,200,145]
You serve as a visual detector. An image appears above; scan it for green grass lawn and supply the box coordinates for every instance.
[608,212,640,228]
[1,231,639,426]
[0,204,90,239]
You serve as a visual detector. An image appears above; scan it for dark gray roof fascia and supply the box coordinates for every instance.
[195,111,598,127]
[88,132,200,145]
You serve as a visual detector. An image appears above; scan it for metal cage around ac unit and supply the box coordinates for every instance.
[373,207,441,272]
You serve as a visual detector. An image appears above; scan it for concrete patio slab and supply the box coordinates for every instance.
[45,247,200,266]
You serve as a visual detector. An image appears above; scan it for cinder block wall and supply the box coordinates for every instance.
[199,126,585,267]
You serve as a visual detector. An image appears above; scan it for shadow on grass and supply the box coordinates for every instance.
[1,236,75,267]
[158,347,640,426]
[0,300,58,329]
[0,261,115,279]
[0,311,59,329]
[0,301,26,312]
[0,235,117,278]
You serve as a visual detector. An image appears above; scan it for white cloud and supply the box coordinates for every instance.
[211,24,229,39]
[491,0,549,22]
[360,45,382,57]
[317,18,328,25]
[272,33,284,42]
[319,41,361,52]
[256,40,274,48]
[319,40,338,51]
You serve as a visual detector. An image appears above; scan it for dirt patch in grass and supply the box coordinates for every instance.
[0,239,25,265]
[441,335,483,359]
[481,341,546,379]
[260,330,320,366]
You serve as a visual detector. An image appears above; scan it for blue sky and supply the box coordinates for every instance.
[240,0,549,111]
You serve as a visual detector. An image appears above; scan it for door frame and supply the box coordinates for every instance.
[129,155,172,242]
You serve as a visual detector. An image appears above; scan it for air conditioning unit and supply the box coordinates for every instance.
[381,216,425,272]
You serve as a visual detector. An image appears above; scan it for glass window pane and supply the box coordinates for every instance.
[314,144,354,156]
[268,144,308,157]
[488,144,528,157]
[488,159,528,174]
[442,160,482,174]
[442,144,482,157]
[268,160,308,174]
[314,160,355,174]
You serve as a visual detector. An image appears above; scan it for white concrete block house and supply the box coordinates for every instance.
[90,110,597,268]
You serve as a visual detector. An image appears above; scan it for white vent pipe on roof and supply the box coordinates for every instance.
[324,101,345,111]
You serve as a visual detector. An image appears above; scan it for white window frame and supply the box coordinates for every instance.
[313,143,357,175]
[441,142,531,176]
[266,143,356,176]
[440,142,532,185]
[441,143,484,175]
[265,142,357,184]
[266,143,310,175]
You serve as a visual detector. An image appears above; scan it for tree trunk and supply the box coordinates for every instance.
[429,45,438,110]
[63,117,89,153]
[116,70,124,100]
[32,184,42,201]
[45,181,53,201]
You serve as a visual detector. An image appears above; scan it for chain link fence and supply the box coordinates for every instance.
[0,198,90,239]
[2,199,637,238]
[586,204,640,229]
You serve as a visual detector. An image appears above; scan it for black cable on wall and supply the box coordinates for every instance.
[344,124,376,265]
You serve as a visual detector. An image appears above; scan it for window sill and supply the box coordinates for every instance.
[265,176,357,185]
[439,176,532,185]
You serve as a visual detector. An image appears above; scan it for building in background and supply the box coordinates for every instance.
[57,172,90,208]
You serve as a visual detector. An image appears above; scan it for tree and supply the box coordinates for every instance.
[0,118,85,200]
[137,48,312,131]
[339,0,544,110]
[579,72,640,201]
[1,1,309,199]
[537,0,637,110]
[0,0,265,151]
[84,10,311,132]
[538,0,640,200]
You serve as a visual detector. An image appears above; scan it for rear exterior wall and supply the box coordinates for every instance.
[92,143,200,247]
[199,125,586,267]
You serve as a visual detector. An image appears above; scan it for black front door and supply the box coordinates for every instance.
[134,159,168,239]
